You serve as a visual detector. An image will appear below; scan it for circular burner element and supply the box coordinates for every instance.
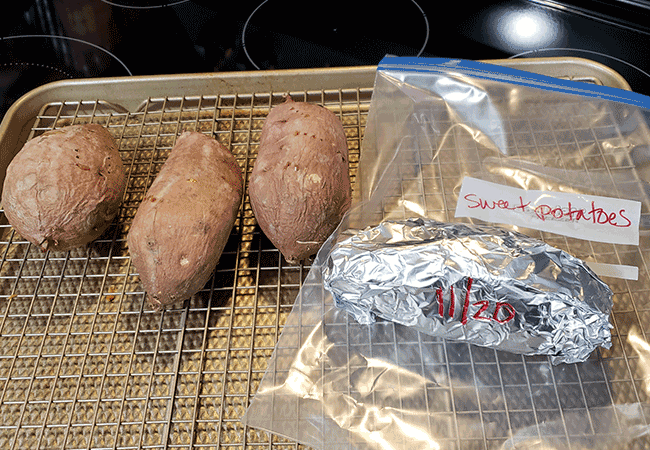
[100,0,189,8]
[243,0,429,70]
[0,35,131,119]
[1,62,74,116]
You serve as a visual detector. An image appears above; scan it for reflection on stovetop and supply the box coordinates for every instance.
[2,0,650,121]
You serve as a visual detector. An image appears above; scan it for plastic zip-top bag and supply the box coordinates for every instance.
[244,57,650,450]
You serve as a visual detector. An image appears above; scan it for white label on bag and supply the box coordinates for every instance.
[456,177,641,246]
[586,262,638,281]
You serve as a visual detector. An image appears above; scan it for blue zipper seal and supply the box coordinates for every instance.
[378,56,650,109]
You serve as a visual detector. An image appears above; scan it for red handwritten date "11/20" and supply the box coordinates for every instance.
[463,194,632,228]
[435,277,516,325]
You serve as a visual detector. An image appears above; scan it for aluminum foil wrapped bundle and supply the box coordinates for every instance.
[322,218,613,364]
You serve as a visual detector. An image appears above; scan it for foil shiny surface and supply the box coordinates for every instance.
[322,218,614,364]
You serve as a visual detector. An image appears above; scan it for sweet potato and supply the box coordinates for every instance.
[1,123,126,252]
[127,131,243,309]
[249,97,351,264]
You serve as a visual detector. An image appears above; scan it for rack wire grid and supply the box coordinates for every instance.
[1,71,650,450]
[0,88,370,450]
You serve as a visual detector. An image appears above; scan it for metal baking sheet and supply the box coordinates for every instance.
[0,58,644,450]
[0,86,372,450]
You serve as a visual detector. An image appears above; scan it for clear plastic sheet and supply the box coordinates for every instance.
[244,57,650,449]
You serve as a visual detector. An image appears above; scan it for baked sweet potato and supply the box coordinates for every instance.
[127,131,243,309]
[249,97,351,264]
[2,123,126,252]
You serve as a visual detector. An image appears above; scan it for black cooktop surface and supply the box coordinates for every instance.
[2,0,650,120]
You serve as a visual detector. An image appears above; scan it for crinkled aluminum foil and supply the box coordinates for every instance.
[322,218,613,364]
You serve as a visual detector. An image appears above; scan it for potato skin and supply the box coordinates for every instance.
[249,98,352,264]
[127,131,243,309]
[2,123,126,252]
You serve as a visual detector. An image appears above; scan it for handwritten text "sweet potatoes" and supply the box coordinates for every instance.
[455,176,641,246]
[463,194,632,228]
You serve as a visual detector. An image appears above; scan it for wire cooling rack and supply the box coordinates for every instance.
[2,65,650,450]
[0,88,370,450]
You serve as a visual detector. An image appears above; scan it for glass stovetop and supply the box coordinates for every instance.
[2,0,650,120]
